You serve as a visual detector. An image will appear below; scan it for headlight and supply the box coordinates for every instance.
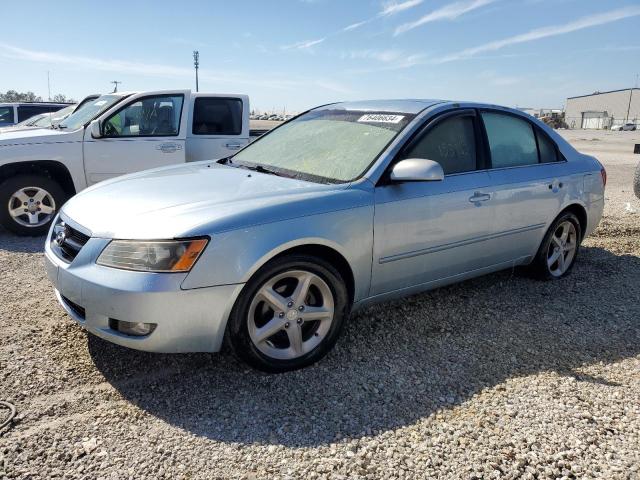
[97,238,208,272]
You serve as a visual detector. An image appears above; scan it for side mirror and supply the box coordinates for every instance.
[390,158,444,182]
[89,119,102,139]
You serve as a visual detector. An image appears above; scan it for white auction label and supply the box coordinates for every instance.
[358,114,405,124]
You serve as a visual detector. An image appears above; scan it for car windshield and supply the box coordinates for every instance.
[232,108,415,183]
[14,114,45,127]
[58,94,125,130]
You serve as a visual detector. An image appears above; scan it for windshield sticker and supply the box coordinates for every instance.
[358,114,405,124]
[93,100,108,106]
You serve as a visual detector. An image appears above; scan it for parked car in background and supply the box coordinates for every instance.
[0,95,100,134]
[44,99,605,372]
[0,102,71,127]
[0,90,250,235]
[611,123,637,131]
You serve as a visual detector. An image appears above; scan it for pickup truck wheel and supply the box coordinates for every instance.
[634,161,640,199]
[0,175,66,236]
[227,254,349,373]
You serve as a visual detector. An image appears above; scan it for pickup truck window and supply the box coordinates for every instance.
[59,94,124,131]
[102,95,184,137]
[192,97,242,135]
[0,107,15,124]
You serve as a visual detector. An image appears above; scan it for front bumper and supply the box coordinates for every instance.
[44,236,244,353]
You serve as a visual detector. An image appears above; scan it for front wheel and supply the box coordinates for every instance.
[528,212,582,280]
[0,175,66,236]
[227,255,350,372]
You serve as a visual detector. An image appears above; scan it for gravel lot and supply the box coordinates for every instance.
[1,130,639,479]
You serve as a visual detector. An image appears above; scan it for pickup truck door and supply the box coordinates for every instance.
[82,90,189,185]
[185,94,250,162]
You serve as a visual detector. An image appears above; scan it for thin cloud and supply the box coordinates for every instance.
[436,6,640,62]
[0,42,349,94]
[342,49,406,63]
[281,38,326,50]
[343,0,424,32]
[395,0,498,35]
[343,20,369,32]
[379,0,424,17]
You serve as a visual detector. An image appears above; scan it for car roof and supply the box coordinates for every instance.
[323,99,445,114]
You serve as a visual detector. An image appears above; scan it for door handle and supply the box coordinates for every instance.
[469,192,491,203]
[225,143,243,150]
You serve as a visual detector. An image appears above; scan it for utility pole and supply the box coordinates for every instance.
[111,80,122,93]
[193,51,200,92]
[47,71,51,101]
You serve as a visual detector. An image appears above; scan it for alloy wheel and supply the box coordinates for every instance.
[547,220,577,277]
[247,270,335,360]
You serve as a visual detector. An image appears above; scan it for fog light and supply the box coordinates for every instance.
[109,319,157,337]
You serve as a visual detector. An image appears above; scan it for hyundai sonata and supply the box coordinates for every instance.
[44,100,606,372]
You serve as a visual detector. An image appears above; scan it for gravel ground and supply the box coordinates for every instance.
[1,131,639,479]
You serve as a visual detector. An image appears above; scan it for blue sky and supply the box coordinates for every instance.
[1,0,639,112]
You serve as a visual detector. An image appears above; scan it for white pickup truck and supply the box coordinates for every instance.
[0,90,250,235]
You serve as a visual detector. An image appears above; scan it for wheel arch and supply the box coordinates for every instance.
[243,239,356,307]
[558,203,588,241]
[0,161,76,197]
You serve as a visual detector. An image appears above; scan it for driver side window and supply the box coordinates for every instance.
[402,114,478,175]
[103,95,184,137]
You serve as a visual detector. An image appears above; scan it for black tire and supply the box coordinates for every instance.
[227,254,350,373]
[527,211,582,280]
[0,174,67,236]
[634,161,640,200]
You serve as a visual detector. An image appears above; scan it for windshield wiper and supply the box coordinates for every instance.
[252,164,282,176]
[226,160,284,177]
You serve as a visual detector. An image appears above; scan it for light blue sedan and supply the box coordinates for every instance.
[44,100,606,372]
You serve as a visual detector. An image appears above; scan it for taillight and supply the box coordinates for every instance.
[600,167,607,188]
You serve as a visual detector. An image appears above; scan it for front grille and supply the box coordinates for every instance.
[60,295,86,320]
[51,219,90,262]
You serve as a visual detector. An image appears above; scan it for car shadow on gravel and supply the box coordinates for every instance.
[0,229,45,253]
[88,245,640,448]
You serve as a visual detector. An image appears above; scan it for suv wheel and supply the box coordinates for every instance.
[227,254,350,372]
[0,175,67,236]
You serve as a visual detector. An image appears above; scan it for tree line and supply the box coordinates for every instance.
[0,90,76,103]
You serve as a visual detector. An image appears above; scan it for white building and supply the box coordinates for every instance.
[565,88,639,129]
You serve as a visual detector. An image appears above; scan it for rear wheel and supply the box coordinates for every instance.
[0,175,66,236]
[528,212,581,280]
[227,254,349,372]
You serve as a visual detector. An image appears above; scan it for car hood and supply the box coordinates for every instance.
[62,162,365,239]
[0,127,76,145]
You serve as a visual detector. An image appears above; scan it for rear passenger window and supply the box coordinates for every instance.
[536,130,559,163]
[17,106,47,122]
[482,112,538,168]
[402,115,477,175]
[192,98,243,135]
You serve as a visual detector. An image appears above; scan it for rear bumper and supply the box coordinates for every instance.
[44,242,243,353]
[585,197,605,238]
